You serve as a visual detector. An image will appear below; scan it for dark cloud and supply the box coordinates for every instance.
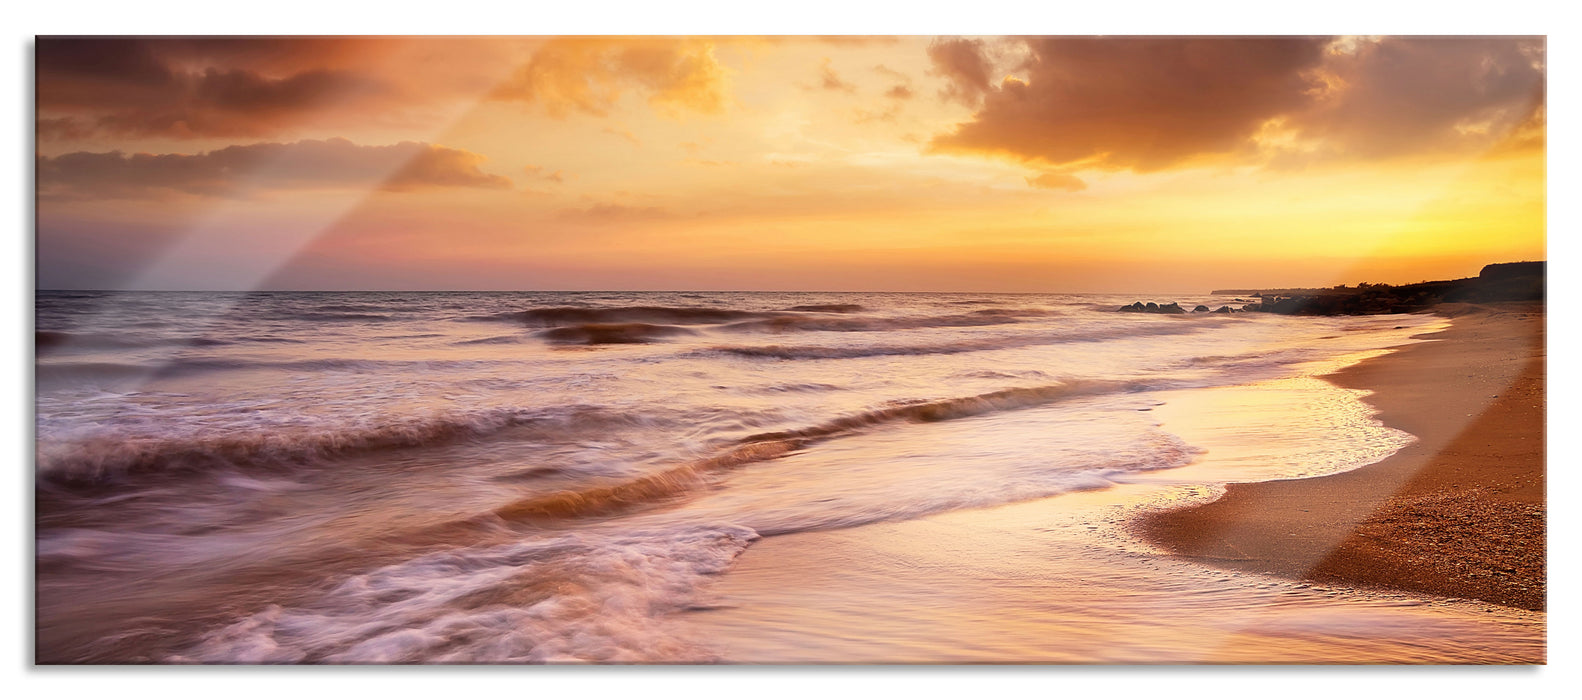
[36,38,173,86]
[37,117,92,141]
[885,84,914,100]
[928,36,1545,172]
[37,37,398,139]
[37,138,512,199]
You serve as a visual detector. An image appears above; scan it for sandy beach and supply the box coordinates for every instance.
[1141,302,1545,611]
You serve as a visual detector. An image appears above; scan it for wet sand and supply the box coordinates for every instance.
[1141,302,1545,611]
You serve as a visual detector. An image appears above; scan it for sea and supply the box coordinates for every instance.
[33,290,1546,663]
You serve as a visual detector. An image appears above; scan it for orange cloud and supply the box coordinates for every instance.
[1025,172,1087,191]
[38,138,511,199]
[929,37,1545,173]
[490,37,730,117]
[926,38,996,107]
[930,37,1330,171]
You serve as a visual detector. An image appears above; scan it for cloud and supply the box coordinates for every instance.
[874,64,915,100]
[926,38,996,107]
[817,58,857,93]
[490,37,730,117]
[37,37,402,139]
[1025,172,1087,191]
[1284,37,1545,159]
[929,37,1330,171]
[37,117,93,140]
[37,138,512,199]
[524,165,567,183]
[928,36,1544,173]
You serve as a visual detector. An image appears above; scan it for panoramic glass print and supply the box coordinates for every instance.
[34,36,1545,664]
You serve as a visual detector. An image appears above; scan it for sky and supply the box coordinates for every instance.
[34,35,1546,293]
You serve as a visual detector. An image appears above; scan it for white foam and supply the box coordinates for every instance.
[175,525,760,664]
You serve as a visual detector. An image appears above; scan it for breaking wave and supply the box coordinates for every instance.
[172,525,760,663]
[704,322,1214,360]
[537,323,697,345]
[37,357,512,383]
[784,304,865,313]
[470,306,773,326]
[36,405,663,487]
[718,311,1047,334]
[36,330,233,352]
[492,380,1148,522]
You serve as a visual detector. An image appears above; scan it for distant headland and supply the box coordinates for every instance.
[1120,261,1545,316]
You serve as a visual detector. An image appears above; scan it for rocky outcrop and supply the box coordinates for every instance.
[1121,260,1544,317]
[1119,301,1221,314]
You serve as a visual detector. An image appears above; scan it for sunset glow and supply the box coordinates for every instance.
[36,36,1545,292]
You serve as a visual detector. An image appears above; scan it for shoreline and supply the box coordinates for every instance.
[1138,301,1545,611]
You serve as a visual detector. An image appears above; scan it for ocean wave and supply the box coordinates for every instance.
[784,304,865,313]
[703,322,1210,360]
[468,306,774,327]
[301,303,397,314]
[738,382,845,394]
[35,330,234,352]
[537,323,697,345]
[37,357,512,383]
[172,525,759,663]
[718,312,1039,334]
[270,312,395,322]
[232,335,307,344]
[953,369,1053,380]
[968,307,1059,317]
[736,380,1147,445]
[35,405,660,487]
[494,440,803,521]
[492,380,1147,523]
[454,335,527,345]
